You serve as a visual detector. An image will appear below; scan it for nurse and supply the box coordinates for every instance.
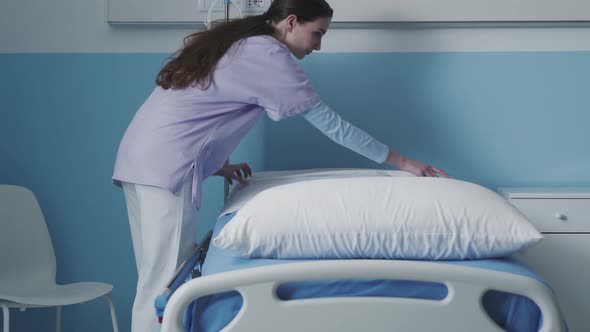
[113,0,448,331]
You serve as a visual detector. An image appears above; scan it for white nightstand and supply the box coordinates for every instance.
[498,187,590,332]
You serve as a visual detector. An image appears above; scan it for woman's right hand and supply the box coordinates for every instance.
[384,150,450,178]
[399,158,449,178]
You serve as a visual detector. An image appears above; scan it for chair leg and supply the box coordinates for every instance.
[104,294,119,332]
[1,303,9,332]
[55,306,61,332]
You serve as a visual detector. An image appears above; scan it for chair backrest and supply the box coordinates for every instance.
[0,185,57,287]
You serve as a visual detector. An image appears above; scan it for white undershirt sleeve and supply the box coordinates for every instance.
[301,102,389,164]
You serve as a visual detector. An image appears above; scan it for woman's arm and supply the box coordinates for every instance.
[301,102,449,177]
[301,102,389,163]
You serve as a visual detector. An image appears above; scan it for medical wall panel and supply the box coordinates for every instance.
[106,0,590,24]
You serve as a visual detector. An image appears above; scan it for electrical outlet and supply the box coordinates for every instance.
[198,0,267,14]
[199,0,242,12]
[244,0,266,12]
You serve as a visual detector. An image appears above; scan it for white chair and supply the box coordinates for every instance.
[0,185,119,332]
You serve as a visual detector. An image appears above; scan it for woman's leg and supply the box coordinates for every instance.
[122,179,198,332]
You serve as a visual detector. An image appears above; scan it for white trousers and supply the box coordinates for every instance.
[122,179,198,332]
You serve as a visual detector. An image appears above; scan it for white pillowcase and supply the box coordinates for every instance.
[219,168,414,216]
[213,177,542,260]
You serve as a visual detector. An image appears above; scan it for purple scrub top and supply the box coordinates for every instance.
[113,35,321,209]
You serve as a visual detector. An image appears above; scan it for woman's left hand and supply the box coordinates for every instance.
[215,162,252,184]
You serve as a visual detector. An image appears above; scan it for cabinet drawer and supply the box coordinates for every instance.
[509,198,590,232]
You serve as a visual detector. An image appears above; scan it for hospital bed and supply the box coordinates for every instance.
[158,169,567,332]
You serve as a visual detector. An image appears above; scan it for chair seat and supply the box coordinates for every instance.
[0,282,113,306]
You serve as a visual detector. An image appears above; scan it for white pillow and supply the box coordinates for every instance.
[220,168,414,216]
[213,177,542,260]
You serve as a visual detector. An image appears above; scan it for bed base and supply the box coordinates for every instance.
[161,258,565,332]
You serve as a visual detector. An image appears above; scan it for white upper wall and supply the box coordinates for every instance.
[2,0,590,53]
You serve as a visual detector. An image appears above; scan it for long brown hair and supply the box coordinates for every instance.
[156,0,333,90]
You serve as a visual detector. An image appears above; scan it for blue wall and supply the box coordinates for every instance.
[1,51,589,331]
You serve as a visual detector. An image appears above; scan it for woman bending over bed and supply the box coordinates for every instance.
[112,0,449,331]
